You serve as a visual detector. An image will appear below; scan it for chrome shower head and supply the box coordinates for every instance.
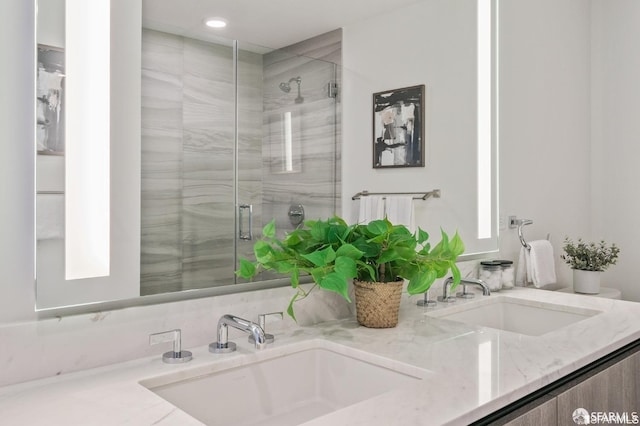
[280,77,303,103]
[279,82,291,93]
[279,77,301,93]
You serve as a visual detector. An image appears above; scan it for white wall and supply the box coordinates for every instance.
[497,0,592,288]
[591,0,640,302]
[0,0,37,324]
[342,0,593,286]
[37,0,65,47]
[342,0,499,254]
[499,0,640,299]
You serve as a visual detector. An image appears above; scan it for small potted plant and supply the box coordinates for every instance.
[561,237,620,294]
[237,216,464,328]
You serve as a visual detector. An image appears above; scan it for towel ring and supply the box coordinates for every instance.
[509,217,551,251]
[518,220,533,250]
[509,218,533,250]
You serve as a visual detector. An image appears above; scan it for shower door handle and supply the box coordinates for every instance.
[238,204,253,241]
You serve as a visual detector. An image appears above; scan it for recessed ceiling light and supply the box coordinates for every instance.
[205,18,227,29]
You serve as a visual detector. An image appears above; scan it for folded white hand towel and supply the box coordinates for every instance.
[528,240,557,287]
[515,246,529,286]
[358,196,385,223]
[385,196,414,230]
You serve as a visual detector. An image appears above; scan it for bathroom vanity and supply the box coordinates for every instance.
[0,288,639,425]
[487,344,640,425]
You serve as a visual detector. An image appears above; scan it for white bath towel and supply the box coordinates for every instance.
[385,196,415,230]
[358,196,385,223]
[528,240,557,287]
[36,194,64,240]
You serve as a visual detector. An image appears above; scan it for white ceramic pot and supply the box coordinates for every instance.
[573,269,601,294]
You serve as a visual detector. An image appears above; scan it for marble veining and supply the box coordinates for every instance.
[1,288,640,425]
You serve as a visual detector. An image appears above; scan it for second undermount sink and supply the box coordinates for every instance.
[427,295,602,336]
[140,341,428,426]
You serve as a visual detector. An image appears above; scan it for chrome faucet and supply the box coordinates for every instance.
[209,314,268,354]
[438,277,491,302]
[456,277,491,298]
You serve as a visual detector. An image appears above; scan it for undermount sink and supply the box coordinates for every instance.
[140,341,428,426]
[427,295,602,336]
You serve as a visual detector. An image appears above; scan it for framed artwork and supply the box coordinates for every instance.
[36,44,65,155]
[372,84,425,168]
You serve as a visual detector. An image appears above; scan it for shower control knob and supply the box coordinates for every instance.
[288,204,305,226]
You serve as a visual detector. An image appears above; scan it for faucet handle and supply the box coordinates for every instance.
[249,312,283,344]
[417,290,437,307]
[456,282,475,299]
[149,329,192,364]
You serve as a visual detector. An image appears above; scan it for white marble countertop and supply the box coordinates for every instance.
[1,288,640,425]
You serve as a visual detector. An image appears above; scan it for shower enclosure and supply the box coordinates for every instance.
[140,31,340,295]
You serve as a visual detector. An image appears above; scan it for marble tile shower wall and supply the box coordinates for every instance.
[140,29,263,295]
[261,30,342,236]
[280,29,343,206]
[141,29,342,293]
[141,30,183,295]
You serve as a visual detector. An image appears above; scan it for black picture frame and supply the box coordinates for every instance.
[372,84,425,168]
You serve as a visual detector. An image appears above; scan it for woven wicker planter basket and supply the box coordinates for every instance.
[353,279,403,328]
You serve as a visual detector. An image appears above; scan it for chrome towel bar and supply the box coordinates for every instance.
[351,189,441,201]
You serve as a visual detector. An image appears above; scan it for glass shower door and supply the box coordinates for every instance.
[235,41,339,283]
[140,35,339,295]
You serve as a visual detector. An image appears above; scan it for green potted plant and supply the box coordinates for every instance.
[237,216,464,328]
[561,237,620,294]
